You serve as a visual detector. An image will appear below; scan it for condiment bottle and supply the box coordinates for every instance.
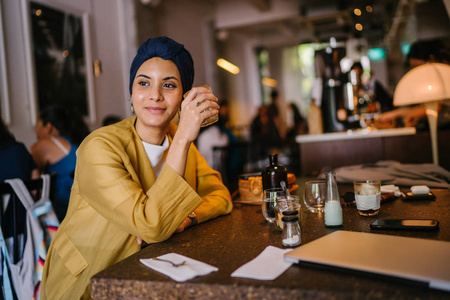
[324,171,343,227]
[282,210,301,247]
[262,154,288,190]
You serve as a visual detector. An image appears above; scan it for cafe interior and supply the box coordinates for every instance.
[1,0,450,299]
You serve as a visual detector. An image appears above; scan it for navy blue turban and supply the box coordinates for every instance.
[129,36,194,96]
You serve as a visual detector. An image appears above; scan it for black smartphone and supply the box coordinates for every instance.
[370,219,439,231]
[402,192,435,201]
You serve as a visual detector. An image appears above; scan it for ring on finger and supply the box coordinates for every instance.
[196,101,200,106]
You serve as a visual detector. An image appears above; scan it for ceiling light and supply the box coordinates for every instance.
[355,23,363,31]
[217,58,240,74]
[330,37,337,48]
[354,8,361,16]
[367,48,385,61]
[261,77,277,87]
[366,6,373,13]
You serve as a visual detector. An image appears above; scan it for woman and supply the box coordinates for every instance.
[0,117,39,182]
[31,105,90,222]
[41,36,232,299]
[1,117,40,241]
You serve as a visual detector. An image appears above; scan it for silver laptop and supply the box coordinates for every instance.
[284,230,450,292]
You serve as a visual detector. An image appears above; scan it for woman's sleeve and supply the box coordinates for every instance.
[75,136,202,243]
[192,145,233,223]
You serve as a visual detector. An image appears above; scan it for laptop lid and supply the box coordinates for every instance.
[284,231,450,292]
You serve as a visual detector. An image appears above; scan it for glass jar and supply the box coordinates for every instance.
[282,212,301,247]
[275,195,301,231]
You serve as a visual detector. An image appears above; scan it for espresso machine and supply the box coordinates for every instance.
[314,47,348,132]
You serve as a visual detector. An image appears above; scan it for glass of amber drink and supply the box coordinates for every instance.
[184,84,218,127]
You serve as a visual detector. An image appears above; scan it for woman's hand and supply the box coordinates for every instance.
[177,86,219,144]
[166,86,219,176]
[136,216,192,245]
[401,105,426,127]
[377,108,407,123]
[174,217,192,233]
[377,106,426,127]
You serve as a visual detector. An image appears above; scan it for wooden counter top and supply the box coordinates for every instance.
[295,127,416,143]
[91,187,450,299]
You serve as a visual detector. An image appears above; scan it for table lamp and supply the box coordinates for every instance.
[393,63,450,165]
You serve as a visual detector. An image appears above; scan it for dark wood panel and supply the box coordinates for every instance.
[382,131,433,164]
[300,129,450,176]
[301,138,383,175]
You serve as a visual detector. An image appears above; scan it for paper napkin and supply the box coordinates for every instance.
[381,185,402,197]
[231,245,293,280]
[140,253,218,282]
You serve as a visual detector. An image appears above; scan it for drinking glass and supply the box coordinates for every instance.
[183,84,218,127]
[262,188,285,223]
[354,180,381,216]
[303,180,326,213]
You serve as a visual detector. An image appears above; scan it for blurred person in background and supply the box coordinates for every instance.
[267,89,285,139]
[377,39,450,129]
[197,99,237,167]
[31,105,90,221]
[285,102,307,142]
[102,114,122,126]
[1,117,39,182]
[350,62,393,115]
[1,117,40,247]
[250,104,284,159]
[197,99,241,191]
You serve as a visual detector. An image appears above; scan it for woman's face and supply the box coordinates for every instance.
[131,57,183,131]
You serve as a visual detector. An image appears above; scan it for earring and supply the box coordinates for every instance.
[130,102,135,114]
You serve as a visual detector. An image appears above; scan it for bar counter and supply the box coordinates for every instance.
[91,187,450,299]
[295,128,450,176]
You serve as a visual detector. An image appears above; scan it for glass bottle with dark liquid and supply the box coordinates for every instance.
[262,154,288,190]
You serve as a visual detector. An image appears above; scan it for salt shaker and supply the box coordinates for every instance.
[282,210,301,247]
[324,171,343,227]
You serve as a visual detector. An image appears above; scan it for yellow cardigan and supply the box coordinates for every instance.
[41,117,232,299]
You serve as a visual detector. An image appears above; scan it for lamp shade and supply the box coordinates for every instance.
[393,63,450,106]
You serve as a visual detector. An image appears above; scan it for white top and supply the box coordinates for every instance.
[197,126,229,168]
[295,127,416,144]
[142,135,169,177]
